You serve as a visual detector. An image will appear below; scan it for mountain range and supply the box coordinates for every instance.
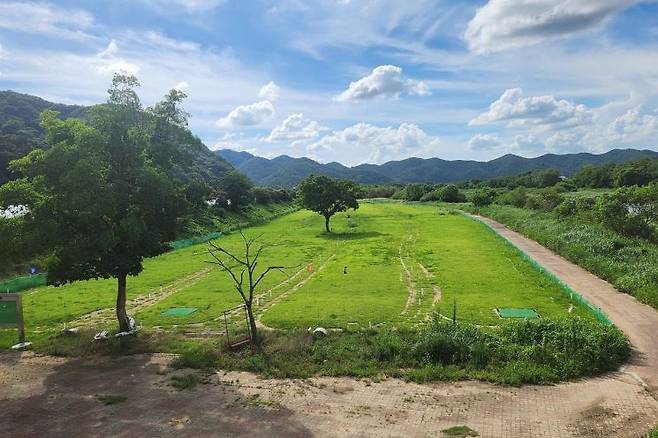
[2,90,657,189]
[217,148,658,186]
[0,90,232,185]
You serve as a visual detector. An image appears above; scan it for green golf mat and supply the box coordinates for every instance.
[496,308,538,318]
[162,307,198,316]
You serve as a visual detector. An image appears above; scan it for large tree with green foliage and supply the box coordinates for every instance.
[298,175,359,232]
[0,74,185,332]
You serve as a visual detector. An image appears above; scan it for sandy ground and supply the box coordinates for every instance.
[2,215,658,437]
[1,352,657,438]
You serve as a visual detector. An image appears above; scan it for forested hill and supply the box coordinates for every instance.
[0,90,233,185]
[218,148,658,186]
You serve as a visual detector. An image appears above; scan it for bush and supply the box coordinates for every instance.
[497,186,527,207]
[596,184,658,241]
[404,184,427,201]
[419,190,442,202]
[555,199,577,217]
[470,188,496,207]
[442,185,467,203]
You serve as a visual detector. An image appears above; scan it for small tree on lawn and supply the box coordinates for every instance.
[2,73,185,332]
[207,231,289,342]
[298,175,359,232]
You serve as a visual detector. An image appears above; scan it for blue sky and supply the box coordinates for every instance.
[1,1,658,165]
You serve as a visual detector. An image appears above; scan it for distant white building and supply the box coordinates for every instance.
[0,205,28,218]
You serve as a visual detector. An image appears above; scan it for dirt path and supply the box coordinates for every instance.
[1,352,657,437]
[469,213,658,395]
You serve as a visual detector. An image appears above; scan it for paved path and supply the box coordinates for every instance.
[470,214,658,394]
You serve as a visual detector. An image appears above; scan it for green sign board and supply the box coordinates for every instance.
[0,294,25,343]
[0,300,18,325]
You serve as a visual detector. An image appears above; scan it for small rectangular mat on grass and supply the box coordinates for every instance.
[496,308,538,318]
[162,307,198,317]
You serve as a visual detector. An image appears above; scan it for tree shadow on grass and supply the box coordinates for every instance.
[316,231,388,240]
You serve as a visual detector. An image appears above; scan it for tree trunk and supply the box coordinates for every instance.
[324,215,331,233]
[245,303,259,344]
[116,273,131,332]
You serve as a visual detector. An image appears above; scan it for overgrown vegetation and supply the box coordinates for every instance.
[166,316,629,385]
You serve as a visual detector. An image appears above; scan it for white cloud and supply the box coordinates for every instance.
[258,81,280,101]
[610,105,658,136]
[336,65,430,102]
[307,122,440,165]
[174,81,190,91]
[0,2,95,41]
[96,40,140,75]
[465,0,638,53]
[468,134,501,150]
[470,88,593,128]
[97,40,119,58]
[609,105,658,142]
[268,113,327,142]
[511,134,545,153]
[217,100,275,128]
[145,0,227,12]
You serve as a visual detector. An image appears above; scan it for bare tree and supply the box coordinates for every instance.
[207,231,290,342]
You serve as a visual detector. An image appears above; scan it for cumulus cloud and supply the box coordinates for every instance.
[96,40,140,75]
[610,105,658,138]
[468,134,501,150]
[217,100,275,128]
[336,65,431,102]
[258,81,280,101]
[307,123,440,165]
[268,113,327,142]
[470,88,592,128]
[511,134,545,152]
[465,0,638,53]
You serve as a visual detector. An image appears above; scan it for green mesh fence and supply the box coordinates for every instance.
[0,273,47,294]
[168,231,222,250]
[463,212,613,326]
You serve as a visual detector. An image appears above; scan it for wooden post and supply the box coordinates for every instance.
[15,294,25,344]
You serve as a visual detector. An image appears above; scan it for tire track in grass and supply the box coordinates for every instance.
[418,262,442,305]
[207,264,310,324]
[256,253,336,322]
[399,237,417,315]
[70,268,212,328]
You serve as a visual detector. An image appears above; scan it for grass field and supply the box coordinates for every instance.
[1,202,594,349]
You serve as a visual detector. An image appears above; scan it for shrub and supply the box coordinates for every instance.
[497,186,527,207]
[470,188,496,207]
[537,188,564,211]
[596,184,658,241]
[555,199,577,217]
[420,190,442,202]
[438,185,466,203]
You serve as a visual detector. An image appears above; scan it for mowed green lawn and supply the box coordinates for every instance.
[1,202,593,348]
